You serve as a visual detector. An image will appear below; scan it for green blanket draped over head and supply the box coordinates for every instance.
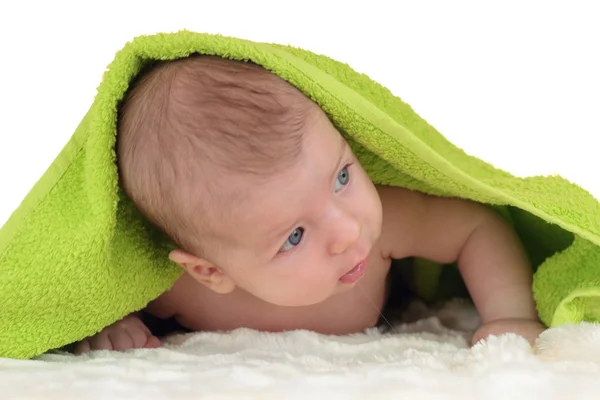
[1,31,599,359]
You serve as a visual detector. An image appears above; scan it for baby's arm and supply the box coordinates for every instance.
[378,186,545,344]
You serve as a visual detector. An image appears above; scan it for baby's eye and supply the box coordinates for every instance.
[280,227,304,252]
[335,166,350,192]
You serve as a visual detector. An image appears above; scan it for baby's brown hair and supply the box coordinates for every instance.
[117,55,315,256]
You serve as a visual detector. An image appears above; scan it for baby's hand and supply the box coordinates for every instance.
[74,314,161,354]
[471,318,546,346]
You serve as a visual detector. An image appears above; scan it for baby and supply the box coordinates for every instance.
[74,55,545,353]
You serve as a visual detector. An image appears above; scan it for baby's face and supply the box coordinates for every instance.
[208,111,383,307]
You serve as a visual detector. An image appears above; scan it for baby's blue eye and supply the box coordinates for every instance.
[280,227,304,252]
[335,166,350,192]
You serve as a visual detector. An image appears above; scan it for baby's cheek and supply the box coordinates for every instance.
[283,269,335,304]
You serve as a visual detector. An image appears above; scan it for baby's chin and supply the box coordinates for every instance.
[260,287,342,308]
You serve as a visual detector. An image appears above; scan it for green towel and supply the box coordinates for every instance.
[1,31,599,359]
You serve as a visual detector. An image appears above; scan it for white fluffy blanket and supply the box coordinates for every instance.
[3,301,600,399]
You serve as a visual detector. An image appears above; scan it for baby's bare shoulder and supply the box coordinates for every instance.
[376,185,430,226]
[144,276,191,319]
[375,186,478,255]
[145,274,229,331]
[145,292,176,319]
[375,185,426,259]
[375,185,496,261]
[376,184,424,204]
[376,185,481,221]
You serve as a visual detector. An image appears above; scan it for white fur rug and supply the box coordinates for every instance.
[2,300,600,399]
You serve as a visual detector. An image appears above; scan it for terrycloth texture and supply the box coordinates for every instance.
[3,300,600,399]
[1,30,599,359]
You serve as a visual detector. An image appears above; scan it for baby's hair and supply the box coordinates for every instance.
[117,55,314,256]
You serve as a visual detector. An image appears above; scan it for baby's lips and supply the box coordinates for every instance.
[339,258,369,284]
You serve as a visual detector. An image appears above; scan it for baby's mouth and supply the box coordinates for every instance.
[339,258,368,284]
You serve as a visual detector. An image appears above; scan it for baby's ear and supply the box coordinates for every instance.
[168,249,235,294]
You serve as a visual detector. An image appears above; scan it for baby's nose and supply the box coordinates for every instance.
[328,217,361,255]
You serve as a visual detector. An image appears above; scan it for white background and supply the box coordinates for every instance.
[1,0,598,226]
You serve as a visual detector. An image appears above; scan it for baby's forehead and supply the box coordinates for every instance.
[205,112,344,206]
[197,171,289,226]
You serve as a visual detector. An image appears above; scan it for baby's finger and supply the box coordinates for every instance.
[88,332,114,351]
[74,340,91,355]
[130,316,161,348]
[127,325,151,349]
[145,335,161,349]
[108,329,134,351]
[131,315,153,336]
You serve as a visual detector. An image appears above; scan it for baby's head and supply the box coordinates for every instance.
[117,55,382,306]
